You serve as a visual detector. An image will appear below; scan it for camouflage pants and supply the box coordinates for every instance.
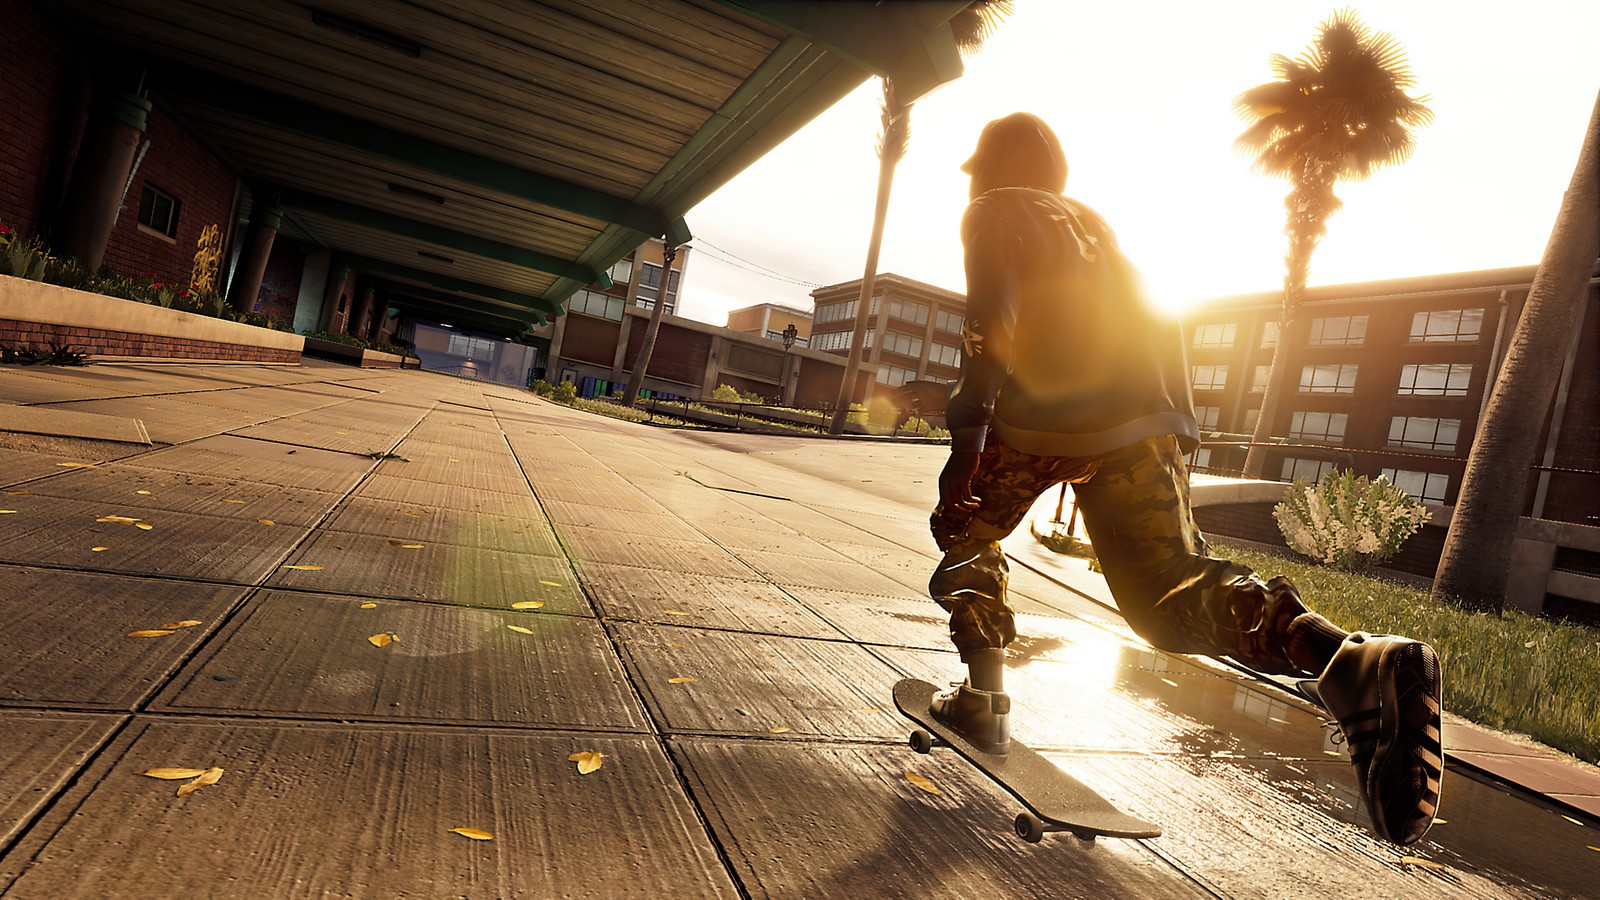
[930,434,1314,675]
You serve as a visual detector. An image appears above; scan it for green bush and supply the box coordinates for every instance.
[1274,469,1430,570]
[550,380,577,404]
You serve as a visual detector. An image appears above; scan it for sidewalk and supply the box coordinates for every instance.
[0,361,1594,898]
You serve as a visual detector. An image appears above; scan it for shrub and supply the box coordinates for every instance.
[1273,469,1430,570]
[549,380,577,404]
[711,383,742,403]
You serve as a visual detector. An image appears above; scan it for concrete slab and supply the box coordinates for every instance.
[561,526,755,580]
[24,465,339,527]
[321,497,560,555]
[0,710,124,848]
[1,369,126,403]
[0,719,737,898]
[231,418,413,456]
[538,499,690,537]
[670,736,1203,899]
[0,405,148,444]
[778,586,953,651]
[268,530,584,612]
[373,459,532,494]
[36,396,267,442]
[352,475,542,517]
[580,563,845,638]
[612,622,906,740]
[0,494,309,583]
[0,565,246,709]
[127,435,374,493]
[155,592,637,728]
[0,447,93,487]
[741,549,925,598]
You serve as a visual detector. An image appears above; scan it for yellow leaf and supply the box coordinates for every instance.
[403,513,424,518]
[139,767,209,780]
[567,751,605,775]
[160,620,203,629]
[56,462,101,469]
[512,601,545,610]
[258,519,276,526]
[663,610,687,616]
[360,602,378,609]
[769,727,792,734]
[905,772,942,796]
[400,544,424,549]
[281,565,324,571]
[506,625,534,635]
[91,546,109,552]
[176,767,224,797]
[135,523,153,531]
[448,827,494,841]
[449,458,460,463]
[136,490,152,495]
[1588,846,1600,853]
[668,677,696,684]
[1399,856,1443,869]
[3,490,32,494]
[1564,815,1585,827]
[223,499,246,504]
[96,515,141,524]
[0,510,15,514]
[538,580,562,587]
[128,629,175,637]
[368,632,398,647]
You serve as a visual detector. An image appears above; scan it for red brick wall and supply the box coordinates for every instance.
[561,313,621,366]
[0,317,299,363]
[100,105,240,287]
[0,0,80,236]
[623,321,710,386]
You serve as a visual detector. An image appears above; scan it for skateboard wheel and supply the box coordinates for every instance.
[909,729,934,754]
[1014,812,1045,843]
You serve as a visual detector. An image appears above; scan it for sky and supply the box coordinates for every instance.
[675,1,1600,324]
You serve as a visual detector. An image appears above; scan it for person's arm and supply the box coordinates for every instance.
[945,202,1021,454]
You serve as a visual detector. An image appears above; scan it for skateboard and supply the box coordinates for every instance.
[893,678,1162,843]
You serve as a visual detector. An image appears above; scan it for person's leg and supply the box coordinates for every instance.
[1073,435,1442,846]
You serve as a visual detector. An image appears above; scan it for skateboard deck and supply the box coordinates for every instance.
[893,678,1161,842]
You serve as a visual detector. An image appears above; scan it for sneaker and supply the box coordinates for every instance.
[930,681,1011,755]
[1316,633,1444,846]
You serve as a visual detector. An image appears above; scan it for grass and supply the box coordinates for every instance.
[1213,543,1600,766]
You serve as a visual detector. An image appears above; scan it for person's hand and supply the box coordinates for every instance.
[938,450,982,512]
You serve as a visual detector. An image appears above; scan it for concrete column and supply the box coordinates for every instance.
[348,285,375,338]
[226,203,281,315]
[782,353,800,406]
[610,315,634,383]
[56,87,151,269]
[547,315,567,377]
[319,264,351,332]
[701,336,725,398]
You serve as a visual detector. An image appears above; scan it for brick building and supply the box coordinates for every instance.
[809,274,967,393]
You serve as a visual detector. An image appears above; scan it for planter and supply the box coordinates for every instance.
[0,276,302,364]
[302,336,407,368]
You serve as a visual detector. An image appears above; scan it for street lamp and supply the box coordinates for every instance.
[780,323,798,405]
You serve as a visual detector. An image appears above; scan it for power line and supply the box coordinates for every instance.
[692,238,824,288]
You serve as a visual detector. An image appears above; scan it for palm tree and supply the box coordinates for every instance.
[828,0,1012,434]
[1234,9,1432,477]
[621,242,678,409]
[1433,92,1600,612]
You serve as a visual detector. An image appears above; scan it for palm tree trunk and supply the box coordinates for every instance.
[1433,91,1600,611]
[621,243,678,409]
[1243,194,1316,478]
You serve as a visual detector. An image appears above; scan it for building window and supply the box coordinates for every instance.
[568,289,624,321]
[137,184,180,237]
[1243,408,1260,431]
[812,331,846,352]
[1388,416,1461,452]
[815,301,855,324]
[1299,364,1358,393]
[607,258,632,287]
[1191,365,1228,391]
[636,262,680,313]
[1281,457,1335,483]
[877,365,919,387]
[1251,364,1271,393]
[1308,315,1369,346]
[1381,468,1449,504]
[447,333,498,361]
[928,342,961,368]
[1260,321,1279,348]
[881,330,923,358]
[763,329,807,347]
[1410,308,1484,343]
[1191,323,1237,349]
[934,309,965,334]
[1188,447,1213,470]
[888,298,929,325]
[1397,363,1471,397]
[1193,405,1220,430]
[1289,411,1348,443]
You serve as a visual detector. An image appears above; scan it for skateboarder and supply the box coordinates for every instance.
[928,112,1444,847]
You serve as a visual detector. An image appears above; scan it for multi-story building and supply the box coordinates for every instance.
[809,273,967,392]
[726,303,812,347]
[1183,265,1598,527]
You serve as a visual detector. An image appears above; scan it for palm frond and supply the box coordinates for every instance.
[948,0,1014,57]
[876,77,910,163]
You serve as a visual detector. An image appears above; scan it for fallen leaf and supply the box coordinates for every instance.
[128,629,176,637]
[3,490,31,495]
[56,462,101,469]
[403,513,425,518]
[176,767,224,797]
[135,523,153,531]
[449,458,460,463]
[448,827,494,841]
[135,490,151,495]
[139,767,209,780]
[360,602,378,609]
[160,620,203,629]
[91,546,109,552]
[223,499,246,504]
[663,610,687,616]
[668,677,697,684]
[0,510,15,515]
[1589,846,1600,853]
[1563,815,1585,827]
[512,601,545,610]
[258,519,276,526]
[567,751,605,774]
[281,565,324,571]
[905,772,942,796]
[368,632,398,647]
[399,544,424,549]
[507,625,534,635]
[1399,856,1443,869]
[96,515,141,524]
[769,727,792,734]
[538,580,562,587]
